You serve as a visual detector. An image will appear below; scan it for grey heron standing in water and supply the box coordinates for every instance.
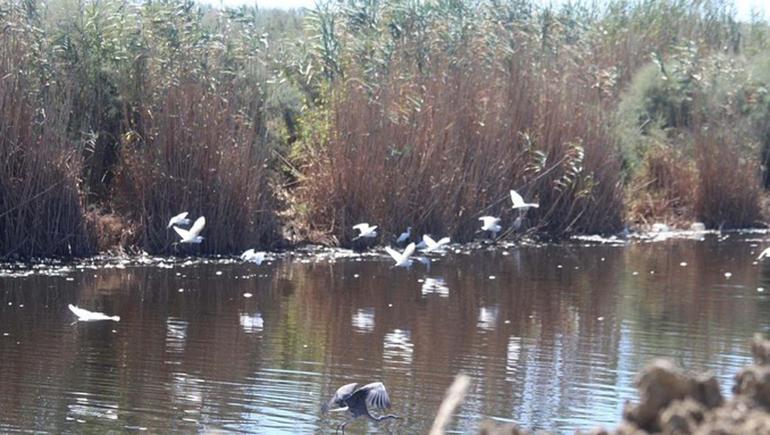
[322,382,399,433]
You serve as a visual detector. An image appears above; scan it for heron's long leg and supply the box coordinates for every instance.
[336,421,348,434]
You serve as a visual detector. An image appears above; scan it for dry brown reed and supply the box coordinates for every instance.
[694,129,762,228]
[0,8,93,258]
[299,39,624,244]
[115,83,280,254]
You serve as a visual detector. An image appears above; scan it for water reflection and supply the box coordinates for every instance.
[420,277,449,297]
[239,312,264,334]
[1,235,769,433]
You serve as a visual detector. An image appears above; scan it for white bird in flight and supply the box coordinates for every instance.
[396,227,412,244]
[479,216,502,238]
[241,249,266,265]
[510,190,539,210]
[68,304,120,322]
[385,242,416,268]
[353,223,378,240]
[421,234,450,253]
[173,216,206,243]
[758,247,770,260]
[167,211,191,229]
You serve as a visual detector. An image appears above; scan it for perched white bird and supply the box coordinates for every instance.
[421,234,450,253]
[396,227,412,244]
[385,242,416,268]
[68,304,120,322]
[173,216,206,244]
[353,223,378,240]
[241,249,266,265]
[167,211,191,229]
[479,216,502,238]
[510,190,539,209]
[758,247,770,261]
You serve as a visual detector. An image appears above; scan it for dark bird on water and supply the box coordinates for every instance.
[322,382,399,433]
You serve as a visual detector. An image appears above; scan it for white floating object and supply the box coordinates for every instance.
[632,271,639,276]
[68,304,120,322]
[597,316,604,321]
[353,274,360,278]
[178,288,184,293]
[243,293,253,298]
[680,262,688,267]
[557,265,563,269]
[649,270,655,274]
[489,275,496,280]
[215,271,223,276]
[724,272,732,279]
[758,287,765,293]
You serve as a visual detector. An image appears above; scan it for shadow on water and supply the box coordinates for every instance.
[1,234,770,433]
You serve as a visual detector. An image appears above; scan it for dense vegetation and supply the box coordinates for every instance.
[1,0,769,257]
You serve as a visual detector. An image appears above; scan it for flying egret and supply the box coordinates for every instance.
[510,190,539,210]
[479,216,502,238]
[396,227,412,244]
[167,211,191,229]
[352,223,378,240]
[322,382,399,433]
[241,249,266,265]
[385,242,416,268]
[758,247,770,260]
[68,304,120,322]
[421,234,450,253]
[173,216,206,244]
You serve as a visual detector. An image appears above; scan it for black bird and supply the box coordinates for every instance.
[322,382,399,433]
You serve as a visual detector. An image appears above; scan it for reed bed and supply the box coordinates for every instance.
[0,5,93,257]
[116,84,280,254]
[1,0,770,256]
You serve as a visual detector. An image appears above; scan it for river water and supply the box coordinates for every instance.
[1,234,770,433]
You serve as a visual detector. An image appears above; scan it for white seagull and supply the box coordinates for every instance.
[385,243,416,268]
[510,189,539,209]
[758,247,770,261]
[241,249,266,265]
[396,227,412,244]
[68,304,120,322]
[167,211,191,229]
[173,216,206,244]
[479,216,502,238]
[353,223,378,240]
[421,234,450,253]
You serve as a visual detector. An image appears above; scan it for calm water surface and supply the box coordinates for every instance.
[2,235,770,433]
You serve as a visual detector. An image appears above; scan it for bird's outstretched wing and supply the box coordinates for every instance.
[322,382,358,413]
[510,189,524,206]
[189,216,206,237]
[168,211,189,228]
[360,382,391,410]
[436,237,450,246]
[479,216,499,226]
[241,248,255,260]
[68,304,89,318]
[352,223,369,232]
[423,235,437,249]
[173,226,192,240]
[402,242,416,260]
[384,246,401,263]
[759,247,770,260]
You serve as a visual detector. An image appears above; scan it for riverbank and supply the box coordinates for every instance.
[2,0,770,258]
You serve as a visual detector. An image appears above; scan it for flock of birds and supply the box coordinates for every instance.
[354,189,539,268]
[66,190,539,432]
